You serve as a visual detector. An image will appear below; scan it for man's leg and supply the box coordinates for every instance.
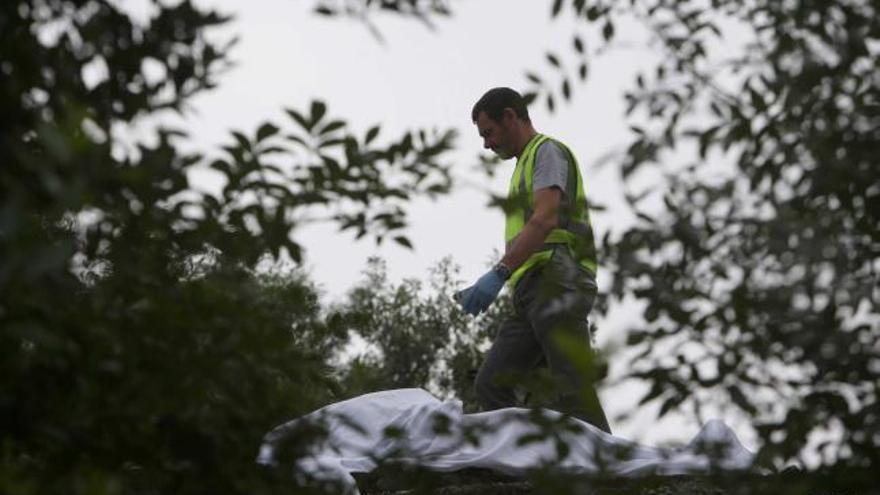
[535,314,611,433]
[524,249,612,433]
[474,312,544,411]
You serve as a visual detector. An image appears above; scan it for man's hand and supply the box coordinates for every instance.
[456,269,506,315]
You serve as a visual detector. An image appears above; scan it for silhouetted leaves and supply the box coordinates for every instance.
[0,1,456,493]
[311,0,453,40]
[576,0,880,474]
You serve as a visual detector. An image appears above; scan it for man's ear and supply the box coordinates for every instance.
[502,107,517,123]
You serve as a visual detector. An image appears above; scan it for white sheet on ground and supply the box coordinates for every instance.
[257,388,754,493]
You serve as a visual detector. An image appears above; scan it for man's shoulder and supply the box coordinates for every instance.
[535,138,571,167]
[537,134,571,148]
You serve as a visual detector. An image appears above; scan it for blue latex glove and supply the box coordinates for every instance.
[456,269,505,315]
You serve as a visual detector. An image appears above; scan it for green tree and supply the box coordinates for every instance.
[335,256,510,409]
[1,1,454,493]
[516,0,878,485]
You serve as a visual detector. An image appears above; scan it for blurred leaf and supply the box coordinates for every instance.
[573,35,585,54]
[231,130,250,150]
[728,385,758,415]
[319,120,346,135]
[256,122,279,142]
[365,125,381,144]
[602,21,615,41]
[310,100,327,126]
[285,108,311,131]
[314,5,335,16]
[393,236,413,249]
[658,395,684,417]
[578,62,588,81]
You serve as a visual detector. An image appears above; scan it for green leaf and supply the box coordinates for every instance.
[260,146,288,155]
[748,86,767,112]
[555,440,571,460]
[573,35,585,54]
[426,183,449,194]
[561,79,571,101]
[285,108,311,131]
[256,122,279,142]
[578,62,588,81]
[209,159,231,175]
[318,138,346,149]
[365,125,380,144]
[551,0,564,17]
[319,120,346,135]
[310,100,327,126]
[635,211,654,224]
[698,125,722,158]
[639,382,664,405]
[728,385,758,415]
[546,52,561,68]
[231,131,250,150]
[602,21,615,41]
[399,132,413,153]
[285,133,309,147]
[393,236,413,249]
[658,394,684,417]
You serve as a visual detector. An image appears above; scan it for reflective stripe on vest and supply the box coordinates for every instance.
[505,133,597,288]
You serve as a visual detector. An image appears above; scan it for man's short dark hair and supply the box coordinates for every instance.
[471,87,531,123]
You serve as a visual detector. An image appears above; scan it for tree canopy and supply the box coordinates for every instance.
[1,1,453,492]
[563,0,879,475]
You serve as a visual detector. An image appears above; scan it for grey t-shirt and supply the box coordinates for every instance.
[506,140,573,251]
[533,140,570,194]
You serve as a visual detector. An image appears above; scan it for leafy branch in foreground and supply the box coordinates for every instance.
[1,1,456,493]
[529,0,878,474]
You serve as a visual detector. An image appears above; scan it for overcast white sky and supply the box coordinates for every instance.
[137,0,759,448]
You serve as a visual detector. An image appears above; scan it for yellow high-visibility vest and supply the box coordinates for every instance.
[505,133,598,287]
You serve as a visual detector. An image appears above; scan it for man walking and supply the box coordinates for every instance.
[456,87,611,433]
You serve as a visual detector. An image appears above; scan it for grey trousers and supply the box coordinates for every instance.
[474,246,611,433]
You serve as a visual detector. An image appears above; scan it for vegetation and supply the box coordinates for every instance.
[2,0,876,494]
[550,0,878,477]
[1,1,452,493]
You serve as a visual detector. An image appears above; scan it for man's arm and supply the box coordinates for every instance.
[456,186,561,315]
[500,186,561,271]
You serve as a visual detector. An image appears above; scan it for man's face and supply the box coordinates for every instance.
[475,110,515,160]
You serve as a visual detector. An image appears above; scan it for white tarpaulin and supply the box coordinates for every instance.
[257,388,754,493]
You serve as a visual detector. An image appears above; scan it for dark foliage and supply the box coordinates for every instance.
[0,1,454,493]
[530,0,878,475]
